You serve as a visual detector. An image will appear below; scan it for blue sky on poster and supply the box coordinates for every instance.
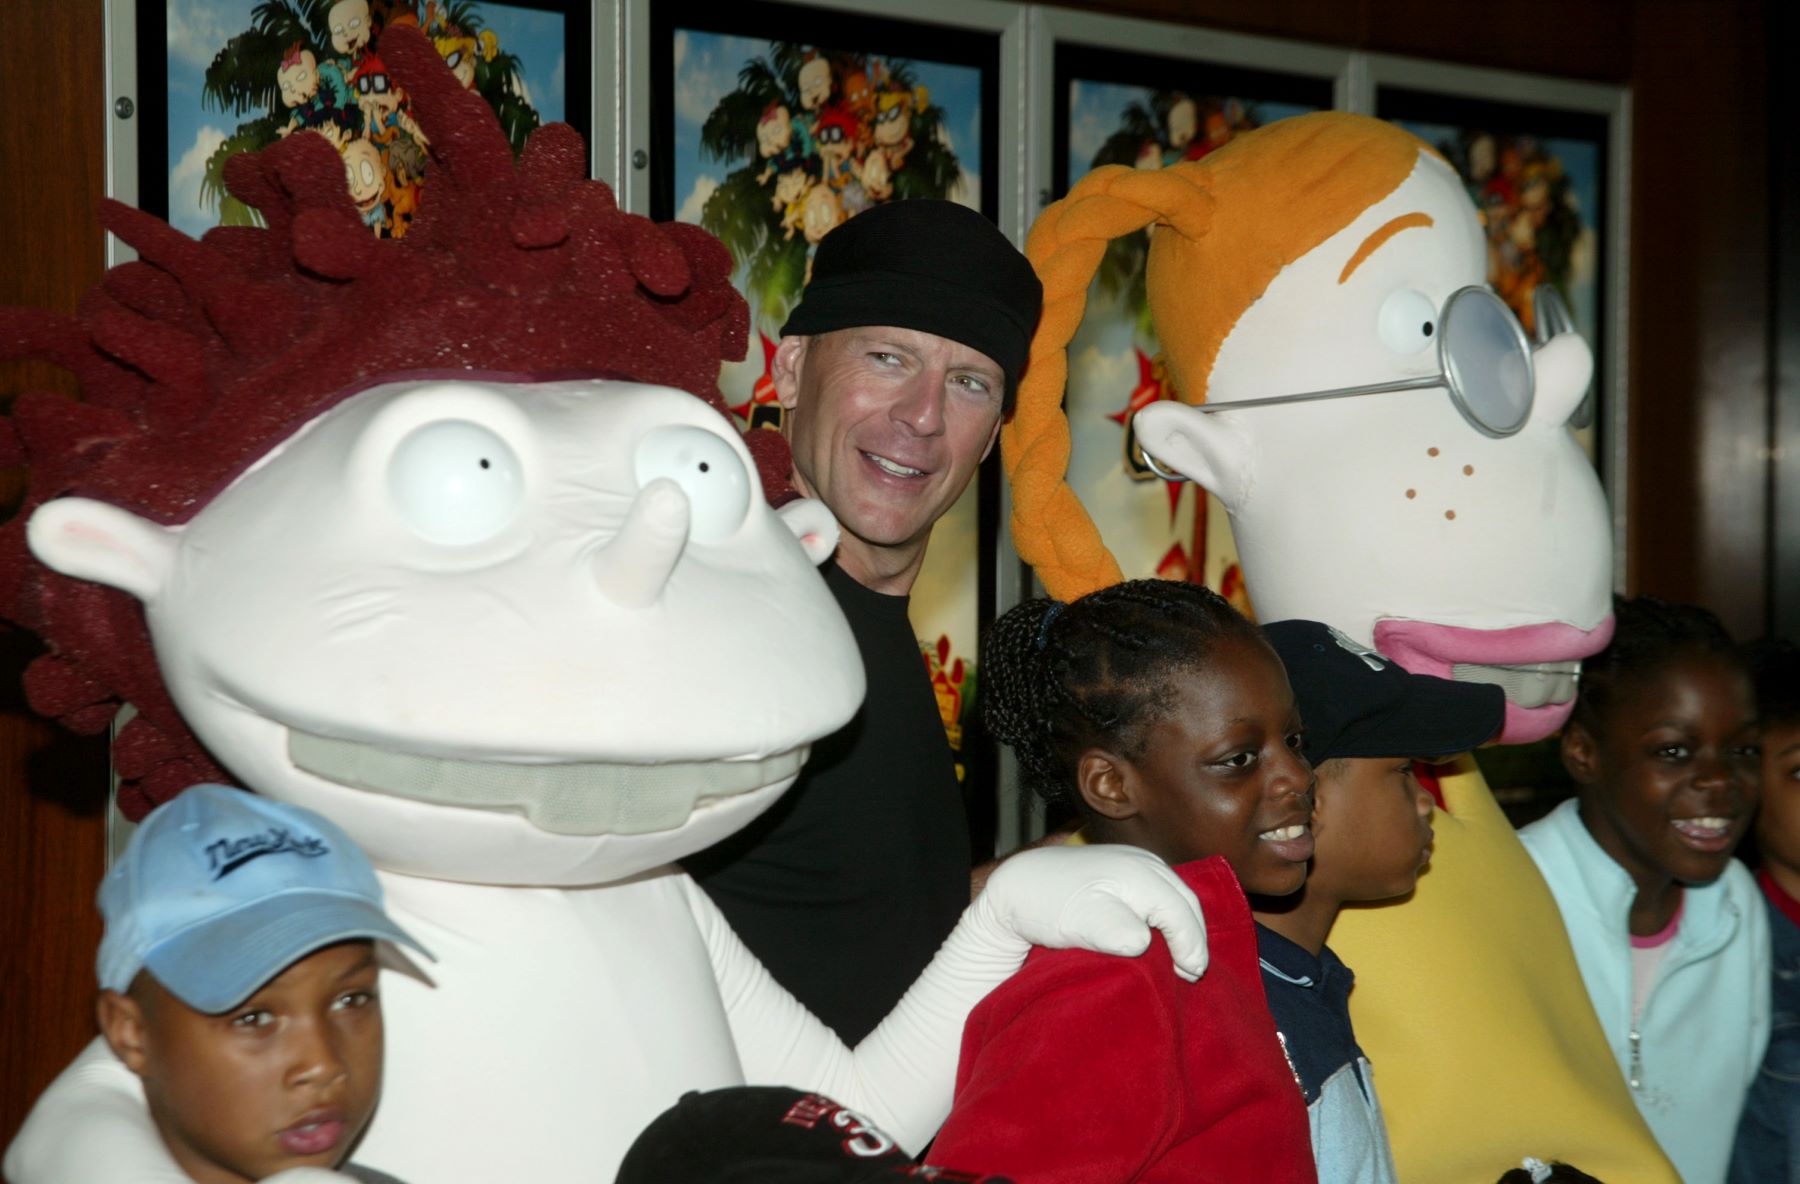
[670,29,984,227]
[165,0,567,238]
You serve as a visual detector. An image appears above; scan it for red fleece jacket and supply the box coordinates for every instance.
[932,855,1317,1183]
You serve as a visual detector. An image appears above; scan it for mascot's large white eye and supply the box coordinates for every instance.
[1378,289,1439,355]
[388,420,524,545]
[634,425,751,543]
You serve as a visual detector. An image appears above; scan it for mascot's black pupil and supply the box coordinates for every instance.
[1422,322,1435,337]
[479,458,491,470]
[698,462,710,473]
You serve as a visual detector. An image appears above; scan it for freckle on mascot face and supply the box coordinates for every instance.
[1007,112,1680,1183]
[0,23,1222,1184]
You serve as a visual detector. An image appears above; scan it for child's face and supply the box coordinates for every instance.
[1752,720,1800,873]
[1106,637,1315,895]
[103,941,383,1184]
[1570,651,1760,889]
[1309,757,1435,903]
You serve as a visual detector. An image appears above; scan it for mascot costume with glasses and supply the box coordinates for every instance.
[1,26,1211,1183]
[1006,112,1683,1182]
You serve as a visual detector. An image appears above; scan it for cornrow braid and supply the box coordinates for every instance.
[1572,594,1745,735]
[981,578,1262,814]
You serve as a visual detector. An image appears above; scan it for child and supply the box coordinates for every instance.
[1728,637,1800,1182]
[1519,596,1769,1184]
[90,784,429,1184]
[1256,620,1505,1184]
[931,580,1318,1183]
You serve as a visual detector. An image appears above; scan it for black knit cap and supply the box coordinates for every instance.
[616,1087,1011,1184]
[1262,619,1506,768]
[780,200,1044,404]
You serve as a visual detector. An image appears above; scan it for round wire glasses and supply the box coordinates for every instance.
[1141,285,1536,483]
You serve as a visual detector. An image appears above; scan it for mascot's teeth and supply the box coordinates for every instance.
[1259,824,1306,841]
[868,454,924,478]
[288,730,807,837]
[1449,660,1581,708]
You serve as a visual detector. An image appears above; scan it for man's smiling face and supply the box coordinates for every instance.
[775,326,1003,581]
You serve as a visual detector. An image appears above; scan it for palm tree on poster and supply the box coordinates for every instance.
[193,0,542,229]
[697,44,964,333]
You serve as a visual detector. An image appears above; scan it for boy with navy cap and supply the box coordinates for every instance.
[1254,620,1505,1184]
[90,784,428,1184]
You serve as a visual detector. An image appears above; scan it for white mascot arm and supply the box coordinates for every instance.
[692,843,1206,1152]
[5,1039,360,1184]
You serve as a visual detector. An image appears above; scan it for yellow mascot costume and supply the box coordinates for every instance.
[1008,111,1679,1183]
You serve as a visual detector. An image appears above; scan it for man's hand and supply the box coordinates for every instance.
[970,844,1208,980]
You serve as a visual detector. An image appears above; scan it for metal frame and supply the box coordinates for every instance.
[1353,53,1634,594]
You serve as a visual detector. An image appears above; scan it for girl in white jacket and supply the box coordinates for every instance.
[1519,595,1770,1184]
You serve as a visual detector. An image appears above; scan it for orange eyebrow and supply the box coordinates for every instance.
[1339,213,1435,284]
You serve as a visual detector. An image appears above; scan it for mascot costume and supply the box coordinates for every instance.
[1,26,1211,1182]
[1005,112,1681,1182]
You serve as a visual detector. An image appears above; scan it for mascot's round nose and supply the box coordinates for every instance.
[591,477,690,610]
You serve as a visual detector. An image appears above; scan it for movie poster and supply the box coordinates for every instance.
[1054,46,1330,617]
[656,2,998,785]
[154,0,575,240]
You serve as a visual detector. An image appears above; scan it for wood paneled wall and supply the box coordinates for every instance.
[0,0,1783,1152]
[0,0,115,1156]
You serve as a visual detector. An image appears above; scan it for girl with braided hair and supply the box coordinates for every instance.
[1520,596,1770,1184]
[933,578,1319,1183]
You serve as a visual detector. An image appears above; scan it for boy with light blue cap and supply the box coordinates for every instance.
[91,784,428,1184]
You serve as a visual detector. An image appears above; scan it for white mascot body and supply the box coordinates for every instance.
[1007,112,1681,1182]
[2,28,1207,1184]
[8,380,1205,1184]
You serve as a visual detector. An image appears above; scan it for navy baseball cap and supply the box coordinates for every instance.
[1263,620,1505,767]
[97,784,430,1012]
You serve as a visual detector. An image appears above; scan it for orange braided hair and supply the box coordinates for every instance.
[1004,112,1427,601]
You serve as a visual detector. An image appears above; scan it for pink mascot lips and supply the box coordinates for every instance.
[1372,616,1616,744]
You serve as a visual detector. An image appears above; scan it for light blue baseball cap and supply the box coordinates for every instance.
[97,784,430,1013]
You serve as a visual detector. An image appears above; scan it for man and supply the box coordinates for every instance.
[686,200,1043,1044]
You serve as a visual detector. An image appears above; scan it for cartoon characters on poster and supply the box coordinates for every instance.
[197,0,539,239]
[697,47,960,330]
[1424,131,1591,338]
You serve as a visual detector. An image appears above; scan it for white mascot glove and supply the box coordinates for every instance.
[768,843,1208,1152]
[971,843,1208,979]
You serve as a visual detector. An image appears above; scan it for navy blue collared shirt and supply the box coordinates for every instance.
[1256,924,1399,1184]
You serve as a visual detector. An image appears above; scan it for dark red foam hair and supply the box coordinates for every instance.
[0,24,787,817]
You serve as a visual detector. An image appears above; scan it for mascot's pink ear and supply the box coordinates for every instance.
[777,498,839,566]
[27,498,178,602]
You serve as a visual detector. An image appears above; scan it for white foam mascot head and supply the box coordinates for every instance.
[0,23,860,882]
[1004,112,1612,741]
[29,377,857,884]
